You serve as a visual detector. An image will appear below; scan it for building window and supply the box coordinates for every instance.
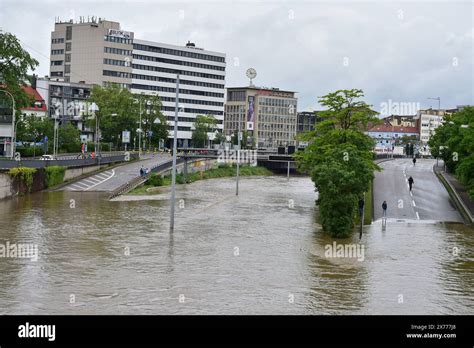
[65,65,71,73]
[51,60,63,66]
[66,42,72,51]
[51,49,64,55]
[65,53,71,62]
[51,38,65,44]
[66,26,72,40]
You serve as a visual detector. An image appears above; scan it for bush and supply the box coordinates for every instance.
[16,146,44,158]
[7,167,37,192]
[147,173,163,186]
[44,166,66,188]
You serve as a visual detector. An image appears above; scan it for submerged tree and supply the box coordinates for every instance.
[296,89,380,237]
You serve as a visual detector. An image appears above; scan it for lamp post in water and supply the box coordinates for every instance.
[170,74,180,232]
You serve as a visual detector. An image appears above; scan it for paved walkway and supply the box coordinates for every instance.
[373,158,462,222]
[61,153,171,192]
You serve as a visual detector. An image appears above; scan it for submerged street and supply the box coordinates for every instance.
[0,169,472,314]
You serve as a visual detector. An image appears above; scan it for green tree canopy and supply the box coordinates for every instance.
[296,89,380,237]
[0,30,39,110]
[88,85,168,150]
[429,106,474,198]
[192,114,217,148]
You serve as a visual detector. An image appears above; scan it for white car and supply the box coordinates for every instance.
[40,155,54,160]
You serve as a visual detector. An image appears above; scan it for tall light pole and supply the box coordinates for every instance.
[170,74,180,232]
[0,89,16,159]
[89,102,99,157]
[236,106,242,196]
[139,99,142,158]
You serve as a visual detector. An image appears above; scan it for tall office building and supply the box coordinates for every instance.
[49,17,226,146]
[131,40,225,147]
[50,17,132,88]
[224,86,297,148]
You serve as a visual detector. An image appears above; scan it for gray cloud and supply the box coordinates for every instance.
[1,0,472,112]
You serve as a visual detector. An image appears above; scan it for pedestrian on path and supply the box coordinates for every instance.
[412,157,416,166]
[382,200,387,218]
[140,165,144,177]
[408,176,414,191]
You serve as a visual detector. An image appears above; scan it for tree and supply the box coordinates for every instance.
[89,85,168,150]
[213,131,226,145]
[136,93,167,150]
[16,115,54,151]
[429,106,474,198]
[0,31,39,110]
[296,89,380,237]
[58,122,81,153]
[231,130,249,149]
[192,114,217,148]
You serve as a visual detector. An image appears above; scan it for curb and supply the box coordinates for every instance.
[433,164,474,224]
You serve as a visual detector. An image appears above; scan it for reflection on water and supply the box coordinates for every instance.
[0,176,472,314]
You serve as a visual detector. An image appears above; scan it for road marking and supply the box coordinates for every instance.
[83,179,98,185]
[95,174,109,180]
[86,177,102,183]
[84,169,115,191]
[412,200,416,207]
[416,212,420,220]
[410,191,413,197]
[71,183,88,190]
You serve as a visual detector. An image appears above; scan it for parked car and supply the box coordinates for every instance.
[40,155,54,160]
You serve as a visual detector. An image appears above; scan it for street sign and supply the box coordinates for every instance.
[122,130,131,144]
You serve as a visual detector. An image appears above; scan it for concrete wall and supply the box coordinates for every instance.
[64,165,101,181]
[0,173,13,200]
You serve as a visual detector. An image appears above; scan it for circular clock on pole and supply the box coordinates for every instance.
[246,68,257,86]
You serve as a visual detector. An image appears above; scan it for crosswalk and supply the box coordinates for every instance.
[66,169,115,191]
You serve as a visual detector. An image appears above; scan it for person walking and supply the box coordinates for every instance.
[408,176,414,191]
[412,157,416,166]
[382,200,387,218]
[140,165,144,177]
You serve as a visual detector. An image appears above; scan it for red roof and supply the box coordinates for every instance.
[21,86,47,112]
[368,123,418,134]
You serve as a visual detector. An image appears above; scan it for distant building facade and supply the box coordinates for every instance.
[224,86,297,148]
[49,17,226,147]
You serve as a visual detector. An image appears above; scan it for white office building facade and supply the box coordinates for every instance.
[131,40,226,147]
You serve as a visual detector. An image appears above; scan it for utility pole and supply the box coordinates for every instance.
[139,99,142,158]
[170,74,180,232]
[236,108,241,196]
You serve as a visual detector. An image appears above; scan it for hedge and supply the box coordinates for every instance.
[44,166,66,188]
[7,167,37,192]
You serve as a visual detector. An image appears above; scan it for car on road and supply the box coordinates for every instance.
[40,155,54,160]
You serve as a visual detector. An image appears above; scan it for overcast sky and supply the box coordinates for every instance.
[1,0,472,114]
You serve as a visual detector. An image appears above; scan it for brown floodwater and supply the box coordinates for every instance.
[0,176,472,314]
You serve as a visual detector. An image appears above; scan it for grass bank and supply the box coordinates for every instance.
[128,164,273,195]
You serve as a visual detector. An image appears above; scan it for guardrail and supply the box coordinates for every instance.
[0,153,138,170]
[109,157,206,199]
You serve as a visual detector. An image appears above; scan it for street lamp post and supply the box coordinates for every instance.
[0,89,16,159]
[236,106,242,196]
[170,74,180,232]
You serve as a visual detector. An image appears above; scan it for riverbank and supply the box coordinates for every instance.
[128,165,273,195]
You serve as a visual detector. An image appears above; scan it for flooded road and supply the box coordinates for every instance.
[0,176,472,314]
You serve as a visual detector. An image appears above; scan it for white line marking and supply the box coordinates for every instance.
[416,212,420,220]
[86,177,102,183]
[410,191,413,197]
[71,183,87,190]
[412,200,416,207]
[83,179,98,185]
[72,181,89,188]
[84,169,115,191]
[95,174,109,179]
